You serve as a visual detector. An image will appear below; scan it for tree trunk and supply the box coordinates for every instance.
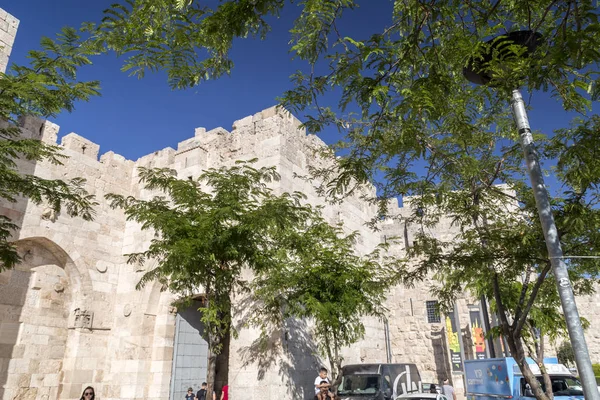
[529,326,553,400]
[206,332,219,400]
[324,328,335,377]
[331,332,343,390]
[204,282,232,400]
[504,329,550,400]
[215,322,231,396]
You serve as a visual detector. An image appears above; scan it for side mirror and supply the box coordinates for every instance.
[524,389,534,397]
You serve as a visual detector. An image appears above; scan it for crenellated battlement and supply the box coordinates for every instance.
[16,106,404,230]
[16,104,315,169]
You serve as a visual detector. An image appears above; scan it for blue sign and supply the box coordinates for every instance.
[465,358,512,397]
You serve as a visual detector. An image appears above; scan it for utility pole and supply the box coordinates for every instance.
[462,30,599,400]
[510,89,599,400]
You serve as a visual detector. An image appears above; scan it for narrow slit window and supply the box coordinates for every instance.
[426,300,441,323]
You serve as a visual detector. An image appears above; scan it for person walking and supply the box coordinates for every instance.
[185,387,196,400]
[220,384,229,400]
[197,383,207,400]
[442,379,456,400]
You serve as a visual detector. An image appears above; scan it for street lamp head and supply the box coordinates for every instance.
[463,30,543,86]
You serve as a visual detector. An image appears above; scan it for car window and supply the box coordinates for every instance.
[438,395,448,400]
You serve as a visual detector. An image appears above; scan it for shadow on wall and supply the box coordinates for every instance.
[235,308,321,400]
[178,302,207,334]
[430,326,451,383]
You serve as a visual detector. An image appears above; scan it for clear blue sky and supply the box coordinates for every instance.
[2,0,588,181]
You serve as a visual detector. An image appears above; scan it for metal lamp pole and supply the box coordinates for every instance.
[510,89,599,400]
[462,31,599,400]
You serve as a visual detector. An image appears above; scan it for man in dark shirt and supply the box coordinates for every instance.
[196,382,207,400]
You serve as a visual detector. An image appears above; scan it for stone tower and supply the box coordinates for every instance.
[0,8,18,74]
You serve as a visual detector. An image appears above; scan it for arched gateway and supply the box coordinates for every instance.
[0,237,92,399]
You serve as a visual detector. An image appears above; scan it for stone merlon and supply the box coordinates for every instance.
[61,133,100,160]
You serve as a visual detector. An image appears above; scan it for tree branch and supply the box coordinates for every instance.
[513,265,532,324]
[513,262,552,335]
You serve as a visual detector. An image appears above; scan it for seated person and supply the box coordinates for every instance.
[314,367,331,400]
[316,381,335,400]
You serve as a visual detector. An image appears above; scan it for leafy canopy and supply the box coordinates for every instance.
[250,218,395,379]
[106,160,397,384]
[0,27,100,270]
[106,160,393,353]
[87,2,600,398]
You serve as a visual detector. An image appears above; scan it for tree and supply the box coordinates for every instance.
[557,341,575,367]
[84,2,600,399]
[250,221,395,384]
[105,160,395,395]
[0,27,100,270]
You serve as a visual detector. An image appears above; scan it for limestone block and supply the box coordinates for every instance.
[232,115,253,131]
[0,32,14,48]
[5,13,18,29]
[29,334,49,346]
[75,357,98,370]
[205,127,230,140]
[7,358,29,374]
[40,120,59,144]
[0,9,7,20]
[29,373,45,388]
[137,147,176,168]
[261,105,280,119]
[151,346,173,361]
[0,322,22,344]
[61,133,100,160]
[17,115,45,137]
[119,384,138,398]
[0,28,15,47]
[71,369,94,384]
[37,360,62,374]
[65,383,86,399]
[150,360,171,373]
[147,385,170,399]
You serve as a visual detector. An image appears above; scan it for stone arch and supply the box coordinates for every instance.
[141,275,170,317]
[0,236,89,400]
[14,236,93,299]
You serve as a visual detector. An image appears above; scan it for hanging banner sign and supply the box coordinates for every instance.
[469,309,487,359]
[445,309,463,372]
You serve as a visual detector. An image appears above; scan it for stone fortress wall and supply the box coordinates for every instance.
[1,7,599,400]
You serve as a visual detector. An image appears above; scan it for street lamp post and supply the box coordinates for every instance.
[463,31,600,400]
